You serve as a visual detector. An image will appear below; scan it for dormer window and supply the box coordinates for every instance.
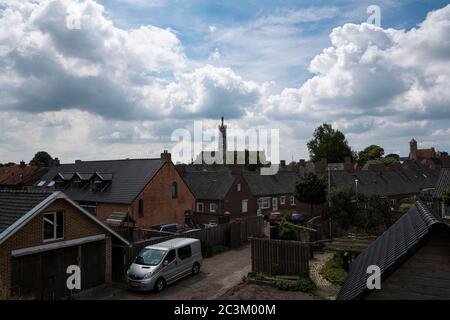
[48,181,55,187]
[37,181,45,187]
[93,180,103,192]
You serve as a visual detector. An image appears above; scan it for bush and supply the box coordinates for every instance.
[272,276,316,293]
[276,218,296,240]
[254,272,267,280]
[319,252,355,285]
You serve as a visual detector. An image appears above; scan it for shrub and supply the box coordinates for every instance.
[272,276,316,293]
[276,218,296,240]
[319,252,356,285]
[254,272,267,280]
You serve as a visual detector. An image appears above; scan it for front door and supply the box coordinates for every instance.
[272,197,278,211]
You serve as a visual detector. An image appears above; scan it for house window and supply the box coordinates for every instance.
[290,196,295,206]
[260,198,270,209]
[178,245,192,260]
[171,182,178,198]
[184,210,191,225]
[43,212,64,241]
[197,202,204,212]
[138,199,144,217]
[242,200,248,213]
[237,183,241,191]
[210,203,217,213]
[280,196,286,205]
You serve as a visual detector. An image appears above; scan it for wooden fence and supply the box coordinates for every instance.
[251,237,310,276]
[113,215,264,279]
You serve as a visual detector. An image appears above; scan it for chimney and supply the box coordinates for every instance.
[161,150,171,163]
[280,160,286,168]
[299,159,306,167]
[75,160,82,164]
[20,161,26,168]
[229,164,243,175]
[55,157,60,166]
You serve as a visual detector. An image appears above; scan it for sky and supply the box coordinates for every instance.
[0,0,449,164]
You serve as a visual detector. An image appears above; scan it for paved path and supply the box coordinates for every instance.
[309,252,340,300]
[85,244,251,300]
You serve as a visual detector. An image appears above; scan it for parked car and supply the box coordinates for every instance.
[127,238,203,292]
[269,212,282,225]
[150,223,190,234]
[288,212,305,224]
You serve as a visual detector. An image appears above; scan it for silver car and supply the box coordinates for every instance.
[126,238,203,292]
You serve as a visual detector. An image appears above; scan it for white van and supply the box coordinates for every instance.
[126,238,203,292]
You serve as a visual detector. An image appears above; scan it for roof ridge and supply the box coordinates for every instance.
[0,189,53,194]
[59,158,163,165]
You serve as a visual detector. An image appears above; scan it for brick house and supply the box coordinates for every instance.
[179,164,257,225]
[242,170,316,218]
[0,162,49,190]
[0,190,128,299]
[33,151,196,231]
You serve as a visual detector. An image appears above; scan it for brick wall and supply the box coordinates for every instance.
[95,202,130,223]
[0,198,112,298]
[131,162,195,229]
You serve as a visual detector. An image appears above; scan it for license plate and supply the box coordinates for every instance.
[130,281,140,288]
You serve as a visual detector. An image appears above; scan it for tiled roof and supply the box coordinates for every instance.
[0,165,49,187]
[34,159,165,204]
[0,190,52,233]
[330,169,439,197]
[182,171,235,200]
[338,202,448,300]
[433,168,450,199]
[243,171,302,197]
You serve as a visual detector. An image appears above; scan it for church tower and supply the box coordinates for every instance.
[218,116,227,163]
[409,138,418,160]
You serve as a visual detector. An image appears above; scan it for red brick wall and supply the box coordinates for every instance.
[130,162,195,229]
[0,198,112,298]
[95,203,130,223]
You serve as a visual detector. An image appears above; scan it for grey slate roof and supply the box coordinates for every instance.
[243,171,302,197]
[433,168,450,199]
[34,159,165,204]
[330,169,439,197]
[338,202,449,300]
[182,171,235,200]
[0,190,52,233]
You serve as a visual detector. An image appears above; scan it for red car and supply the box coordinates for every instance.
[269,212,282,225]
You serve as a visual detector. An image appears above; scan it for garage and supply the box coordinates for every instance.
[10,240,105,299]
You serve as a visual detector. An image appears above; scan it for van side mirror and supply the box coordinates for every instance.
[163,260,169,267]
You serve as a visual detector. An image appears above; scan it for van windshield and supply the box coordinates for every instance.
[135,248,167,266]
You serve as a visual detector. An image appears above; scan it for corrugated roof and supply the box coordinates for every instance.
[243,171,302,196]
[338,202,448,300]
[0,190,52,233]
[34,159,165,204]
[433,168,450,199]
[183,171,235,200]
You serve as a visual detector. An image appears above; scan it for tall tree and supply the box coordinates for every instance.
[30,151,53,167]
[444,188,450,207]
[328,184,360,229]
[295,172,327,216]
[357,145,385,167]
[307,123,354,163]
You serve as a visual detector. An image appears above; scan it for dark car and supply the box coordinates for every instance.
[289,212,305,224]
[150,223,192,234]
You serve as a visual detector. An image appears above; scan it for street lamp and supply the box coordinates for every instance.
[355,178,359,207]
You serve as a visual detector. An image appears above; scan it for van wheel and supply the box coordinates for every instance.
[154,278,166,292]
[192,263,200,275]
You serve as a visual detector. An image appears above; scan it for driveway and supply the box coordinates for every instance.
[85,244,251,300]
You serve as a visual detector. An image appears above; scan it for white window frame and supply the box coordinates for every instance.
[237,183,241,192]
[210,203,217,213]
[290,196,296,206]
[242,199,248,213]
[260,197,270,209]
[197,202,204,213]
[280,196,286,205]
[272,197,278,211]
[43,212,64,242]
